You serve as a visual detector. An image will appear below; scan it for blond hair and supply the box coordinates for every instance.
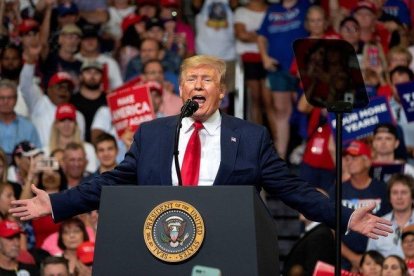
[387,45,413,65]
[49,121,82,153]
[0,148,7,183]
[179,55,227,89]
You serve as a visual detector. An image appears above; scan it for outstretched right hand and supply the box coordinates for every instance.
[9,184,52,221]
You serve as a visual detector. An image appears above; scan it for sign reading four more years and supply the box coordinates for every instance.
[328,96,394,146]
[396,81,414,122]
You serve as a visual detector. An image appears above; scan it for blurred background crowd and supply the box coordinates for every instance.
[0,0,414,275]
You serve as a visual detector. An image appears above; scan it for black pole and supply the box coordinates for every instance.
[335,112,343,276]
[174,114,184,186]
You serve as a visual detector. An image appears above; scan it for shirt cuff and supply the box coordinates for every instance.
[345,210,356,235]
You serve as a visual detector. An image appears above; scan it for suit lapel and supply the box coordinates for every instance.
[159,116,178,186]
[213,114,239,186]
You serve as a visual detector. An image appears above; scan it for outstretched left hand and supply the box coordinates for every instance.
[349,202,393,239]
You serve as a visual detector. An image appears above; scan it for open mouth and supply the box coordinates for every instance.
[192,95,206,105]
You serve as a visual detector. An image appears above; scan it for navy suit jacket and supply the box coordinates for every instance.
[51,113,352,230]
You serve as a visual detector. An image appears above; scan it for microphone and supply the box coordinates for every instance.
[174,99,199,186]
[180,99,199,118]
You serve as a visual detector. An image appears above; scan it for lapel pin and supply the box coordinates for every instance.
[231,137,237,143]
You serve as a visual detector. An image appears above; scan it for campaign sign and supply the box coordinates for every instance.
[396,81,414,122]
[329,97,393,145]
[312,261,358,276]
[370,163,404,183]
[107,83,155,137]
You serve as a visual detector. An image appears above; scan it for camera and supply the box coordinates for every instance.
[35,157,59,171]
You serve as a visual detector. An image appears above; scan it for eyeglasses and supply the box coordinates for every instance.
[0,95,17,101]
[342,26,359,33]
[403,237,414,244]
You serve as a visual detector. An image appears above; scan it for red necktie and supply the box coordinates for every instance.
[181,121,203,186]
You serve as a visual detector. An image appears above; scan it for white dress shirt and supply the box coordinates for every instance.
[172,110,221,186]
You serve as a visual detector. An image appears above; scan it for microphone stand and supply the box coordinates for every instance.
[328,101,352,276]
[173,100,199,186]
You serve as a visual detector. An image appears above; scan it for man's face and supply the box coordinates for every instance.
[80,68,102,90]
[0,48,22,80]
[59,33,81,54]
[390,182,412,212]
[347,154,371,175]
[306,9,325,36]
[96,140,118,168]
[144,62,164,83]
[80,37,98,54]
[21,31,40,48]
[140,40,159,63]
[391,72,410,85]
[43,263,70,276]
[179,65,225,122]
[339,21,360,45]
[0,87,17,115]
[0,235,20,260]
[402,234,414,259]
[63,149,87,179]
[48,82,72,105]
[372,132,399,156]
[145,26,164,42]
[354,9,376,28]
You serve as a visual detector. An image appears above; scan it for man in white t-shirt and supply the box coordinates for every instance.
[19,58,85,147]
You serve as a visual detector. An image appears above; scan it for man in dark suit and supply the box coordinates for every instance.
[10,55,391,239]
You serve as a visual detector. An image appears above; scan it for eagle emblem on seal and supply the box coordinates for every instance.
[161,216,190,248]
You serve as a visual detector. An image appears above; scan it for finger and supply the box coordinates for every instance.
[364,201,376,211]
[31,184,41,194]
[11,199,28,206]
[375,224,393,233]
[367,233,379,240]
[371,228,390,237]
[376,218,393,226]
[20,214,35,221]
[9,206,29,213]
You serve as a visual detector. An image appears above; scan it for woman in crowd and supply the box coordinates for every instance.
[47,103,97,173]
[57,218,90,275]
[382,255,408,276]
[0,182,16,220]
[359,250,384,276]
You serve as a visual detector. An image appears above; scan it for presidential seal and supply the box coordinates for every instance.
[143,200,205,262]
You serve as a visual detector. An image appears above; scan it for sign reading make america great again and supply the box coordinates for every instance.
[107,83,156,137]
[329,96,394,146]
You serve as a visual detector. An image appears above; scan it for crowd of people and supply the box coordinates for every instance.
[0,0,413,275]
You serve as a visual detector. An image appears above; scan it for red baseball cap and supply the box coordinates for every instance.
[121,14,142,32]
[352,1,377,14]
[18,19,39,35]
[77,241,95,265]
[160,0,180,8]
[136,0,159,6]
[55,103,77,121]
[0,220,23,238]
[344,140,371,159]
[48,72,75,89]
